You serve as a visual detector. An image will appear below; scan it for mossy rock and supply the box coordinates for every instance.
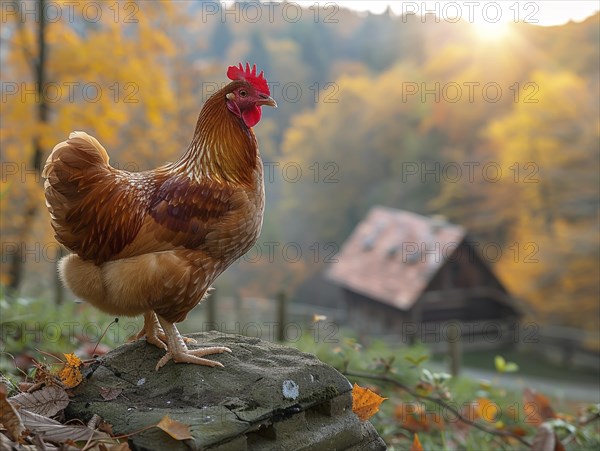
[67,331,385,450]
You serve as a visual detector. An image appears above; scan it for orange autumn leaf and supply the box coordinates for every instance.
[59,353,83,388]
[351,383,387,422]
[410,433,424,451]
[475,397,500,422]
[156,415,193,440]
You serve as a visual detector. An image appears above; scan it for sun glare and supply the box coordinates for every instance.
[472,20,512,41]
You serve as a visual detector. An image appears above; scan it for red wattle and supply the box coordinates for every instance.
[242,106,262,128]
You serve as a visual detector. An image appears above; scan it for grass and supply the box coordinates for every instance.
[2,296,598,450]
[454,348,600,386]
[0,296,142,376]
[289,330,600,450]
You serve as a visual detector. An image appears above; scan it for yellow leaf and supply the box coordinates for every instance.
[156,415,192,440]
[494,355,506,372]
[59,353,83,388]
[351,383,387,422]
[410,433,424,451]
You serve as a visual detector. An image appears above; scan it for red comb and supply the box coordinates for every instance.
[227,62,270,95]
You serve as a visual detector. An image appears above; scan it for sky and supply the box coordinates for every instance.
[326,1,600,26]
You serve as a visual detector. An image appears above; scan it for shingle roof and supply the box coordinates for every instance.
[326,206,466,310]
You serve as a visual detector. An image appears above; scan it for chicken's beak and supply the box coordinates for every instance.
[257,94,277,108]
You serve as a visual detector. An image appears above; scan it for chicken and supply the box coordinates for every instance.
[42,63,276,370]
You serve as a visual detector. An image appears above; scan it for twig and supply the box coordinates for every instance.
[34,348,65,364]
[563,411,600,447]
[92,318,118,357]
[344,369,532,447]
[1,352,31,381]
[578,411,600,427]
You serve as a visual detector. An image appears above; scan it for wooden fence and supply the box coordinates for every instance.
[193,293,599,373]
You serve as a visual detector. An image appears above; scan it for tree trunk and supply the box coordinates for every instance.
[7,0,47,297]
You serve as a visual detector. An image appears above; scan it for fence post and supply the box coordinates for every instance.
[207,287,217,331]
[276,291,287,342]
[234,292,242,325]
[447,320,461,377]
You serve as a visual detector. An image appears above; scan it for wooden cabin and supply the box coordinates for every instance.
[326,206,522,347]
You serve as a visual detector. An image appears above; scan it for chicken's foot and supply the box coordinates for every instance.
[135,312,197,350]
[155,316,231,371]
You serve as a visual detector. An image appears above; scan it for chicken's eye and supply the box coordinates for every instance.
[239,89,248,98]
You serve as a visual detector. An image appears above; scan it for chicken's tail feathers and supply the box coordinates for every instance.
[43,130,112,230]
[42,131,110,180]
[42,131,123,261]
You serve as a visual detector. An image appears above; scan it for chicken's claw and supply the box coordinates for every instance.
[154,315,231,371]
[142,330,197,348]
[135,312,197,350]
[155,346,232,371]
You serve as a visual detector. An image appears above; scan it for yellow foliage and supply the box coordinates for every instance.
[58,353,83,388]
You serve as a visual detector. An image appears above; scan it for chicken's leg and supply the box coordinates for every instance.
[135,312,196,350]
[155,315,231,371]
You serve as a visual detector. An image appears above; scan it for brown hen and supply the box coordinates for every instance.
[42,63,276,370]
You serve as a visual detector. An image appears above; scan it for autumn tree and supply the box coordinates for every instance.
[0,1,184,297]
[2,0,48,295]
[484,70,599,331]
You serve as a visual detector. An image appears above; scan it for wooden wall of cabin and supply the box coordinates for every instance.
[342,289,410,336]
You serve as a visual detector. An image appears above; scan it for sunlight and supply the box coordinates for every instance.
[471,19,513,41]
[333,1,599,27]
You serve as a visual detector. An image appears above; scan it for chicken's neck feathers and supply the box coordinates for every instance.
[175,89,259,185]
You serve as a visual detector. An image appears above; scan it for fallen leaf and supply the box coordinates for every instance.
[10,385,69,417]
[156,415,193,440]
[0,433,18,449]
[351,383,387,422]
[410,433,424,451]
[524,388,555,426]
[0,383,25,441]
[99,386,123,401]
[20,409,109,441]
[59,353,83,389]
